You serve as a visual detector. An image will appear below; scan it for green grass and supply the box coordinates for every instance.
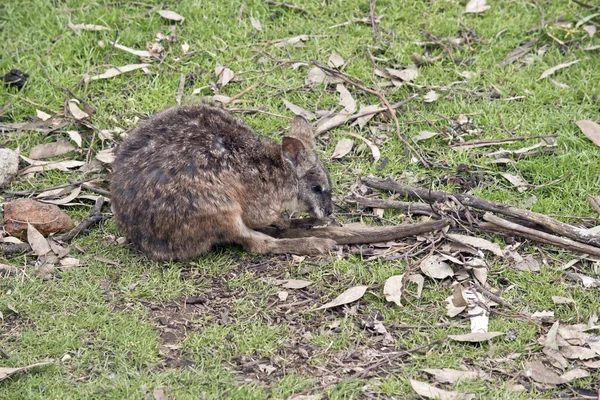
[1,0,600,398]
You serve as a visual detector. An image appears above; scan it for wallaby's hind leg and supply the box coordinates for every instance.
[234,216,336,255]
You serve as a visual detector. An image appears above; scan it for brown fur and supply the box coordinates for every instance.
[110,104,335,261]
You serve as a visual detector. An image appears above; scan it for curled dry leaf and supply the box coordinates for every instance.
[383,274,404,306]
[68,100,89,120]
[157,10,185,22]
[66,131,83,147]
[539,60,580,80]
[282,99,315,121]
[575,120,600,147]
[27,223,51,256]
[410,379,474,400]
[0,362,54,382]
[113,43,153,58]
[68,22,110,33]
[273,35,308,47]
[560,344,598,360]
[423,90,440,103]
[215,66,235,87]
[39,187,82,206]
[305,66,326,85]
[386,68,418,82]
[96,148,116,164]
[420,254,454,279]
[446,233,503,257]
[465,0,490,13]
[343,132,380,162]
[352,104,380,129]
[250,17,262,31]
[499,172,529,192]
[328,52,344,69]
[316,285,368,310]
[446,295,466,317]
[336,84,357,114]
[36,110,52,121]
[29,140,75,160]
[315,112,348,135]
[89,64,150,81]
[498,39,537,67]
[448,332,504,342]
[331,138,354,159]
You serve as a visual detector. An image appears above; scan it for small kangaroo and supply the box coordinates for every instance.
[110,104,336,261]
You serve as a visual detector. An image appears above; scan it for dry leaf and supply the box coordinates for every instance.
[157,10,185,22]
[215,66,235,87]
[465,0,490,13]
[0,362,53,382]
[282,99,315,121]
[89,64,149,80]
[273,35,309,47]
[66,131,83,147]
[343,132,380,162]
[36,110,52,121]
[560,368,590,383]
[328,53,345,69]
[446,234,503,257]
[423,90,440,103]
[331,138,354,159]
[448,332,504,342]
[524,361,563,385]
[383,274,404,306]
[420,255,454,279]
[29,140,75,160]
[181,43,190,54]
[68,22,110,33]
[552,296,575,304]
[316,285,368,310]
[96,148,115,164]
[410,379,474,400]
[315,112,348,135]
[59,257,80,268]
[446,295,466,317]
[250,17,262,31]
[336,84,357,114]
[277,279,312,289]
[386,68,418,82]
[39,187,82,206]
[575,120,600,147]
[498,39,538,67]
[584,45,600,51]
[278,291,288,301]
[27,224,51,256]
[539,60,580,80]
[113,43,153,58]
[499,172,529,192]
[560,344,598,360]
[414,131,440,142]
[423,368,488,384]
[550,79,570,89]
[20,159,85,174]
[305,67,326,85]
[67,99,89,120]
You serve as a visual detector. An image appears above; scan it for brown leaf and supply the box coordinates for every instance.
[36,110,52,121]
[96,148,116,164]
[29,140,75,160]
[157,10,185,22]
[499,172,529,192]
[351,104,381,129]
[282,99,315,121]
[215,66,235,87]
[274,279,313,289]
[584,45,600,51]
[66,131,83,147]
[552,296,575,304]
[0,362,53,382]
[423,368,488,384]
[560,368,590,383]
[410,379,474,400]
[336,84,357,113]
[465,0,490,13]
[331,138,354,159]
[420,254,454,279]
[305,67,326,85]
[560,344,598,360]
[328,53,344,69]
[539,60,580,80]
[20,159,85,174]
[315,112,348,135]
[89,64,150,80]
[414,130,440,142]
[386,68,418,82]
[113,43,153,58]
[27,223,51,256]
[498,39,538,67]
[448,332,504,342]
[575,120,600,147]
[39,187,82,206]
[344,132,380,162]
[68,22,110,33]
[446,234,504,257]
[316,285,368,310]
[524,361,564,385]
[68,100,89,120]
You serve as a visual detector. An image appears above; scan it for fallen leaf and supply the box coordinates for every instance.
[315,112,348,135]
[157,10,185,22]
[305,67,326,85]
[278,279,312,289]
[36,110,52,121]
[539,60,580,80]
[560,344,598,360]
[39,187,82,206]
[576,13,600,28]
[215,66,235,87]
[0,362,53,382]
[446,234,504,257]
[423,90,440,103]
[331,138,354,159]
[498,39,538,67]
[282,99,315,121]
[414,131,440,142]
[278,291,288,301]
[552,296,575,304]
[420,254,454,279]
[584,45,600,51]
[383,274,404,306]
[550,79,570,89]
[66,131,83,147]
[575,120,600,147]
[499,172,529,192]
[446,295,466,317]
[336,84,357,113]
[181,43,190,53]
[68,22,110,33]
[68,100,89,120]
[316,285,368,310]
[273,35,309,47]
[20,159,85,174]
[448,332,504,342]
[423,368,488,383]
[386,68,418,82]
[583,360,600,368]
[352,104,381,129]
[112,43,153,58]
[153,388,167,400]
[410,379,474,400]
[328,52,344,69]
[465,0,490,13]
[250,17,262,31]
[96,148,115,164]
[59,257,80,268]
[27,224,51,256]
[343,132,380,162]
[89,64,149,80]
[560,368,590,383]
[524,361,563,385]
[29,140,75,160]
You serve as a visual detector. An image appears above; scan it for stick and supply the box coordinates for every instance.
[261,219,451,245]
[348,195,439,217]
[364,176,600,248]
[176,73,185,106]
[53,197,106,243]
[264,0,313,16]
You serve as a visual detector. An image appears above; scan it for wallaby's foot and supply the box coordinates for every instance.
[241,228,337,255]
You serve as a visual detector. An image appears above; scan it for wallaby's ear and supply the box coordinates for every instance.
[289,116,315,148]
[282,136,307,168]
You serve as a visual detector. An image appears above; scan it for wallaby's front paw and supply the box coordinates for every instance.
[305,238,337,255]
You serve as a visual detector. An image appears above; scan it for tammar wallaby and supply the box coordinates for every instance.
[110,104,336,261]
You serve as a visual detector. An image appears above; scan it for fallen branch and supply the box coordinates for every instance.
[347,195,439,217]
[363,176,600,248]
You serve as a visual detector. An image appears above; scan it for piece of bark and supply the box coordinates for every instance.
[363,176,600,248]
[348,195,439,217]
[261,219,452,245]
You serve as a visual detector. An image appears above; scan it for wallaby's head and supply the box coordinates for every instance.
[282,116,334,219]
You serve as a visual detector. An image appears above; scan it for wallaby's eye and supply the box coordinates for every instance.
[311,184,322,193]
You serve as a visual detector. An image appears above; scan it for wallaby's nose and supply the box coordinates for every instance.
[325,205,334,216]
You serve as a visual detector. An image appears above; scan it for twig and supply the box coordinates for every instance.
[264,0,313,16]
[587,196,600,216]
[413,110,450,139]
[6,95,59,114]
[346,92,421,122]
[0,100,12,117]
[53,197,106,243]
[311,60,430,168]
[5,178,99,197]
[227,107,292,119]
[471,274,512,308]
[227,82,259,103]
[347,195,439,217]
[67,179,111,197]
[369,0,377,34]
[176,73,185,106]
[103,30,119,64]
[497,113,515,136]
[451,134,559,148]
[531,0,546,31]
